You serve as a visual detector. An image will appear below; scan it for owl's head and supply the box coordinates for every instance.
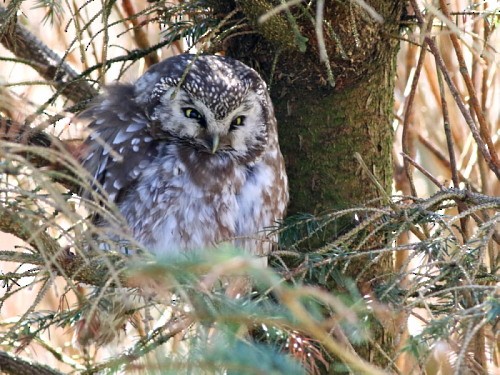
[134,55,275,160]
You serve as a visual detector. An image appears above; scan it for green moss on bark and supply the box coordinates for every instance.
[276,59,395,214]
[237,0,297,49]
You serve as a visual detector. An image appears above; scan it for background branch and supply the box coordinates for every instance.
[0,351,63,375]
[0,5,97,104]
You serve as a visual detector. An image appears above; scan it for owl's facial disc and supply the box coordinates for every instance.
[157,89,267,157]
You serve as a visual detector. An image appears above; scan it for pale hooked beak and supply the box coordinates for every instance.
[210,134,220,154]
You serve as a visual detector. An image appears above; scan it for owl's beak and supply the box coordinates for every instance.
[210,134,220,154]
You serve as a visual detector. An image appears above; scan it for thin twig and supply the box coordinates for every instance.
[416,134,479,192]
[402,16,433,198]
[401,152,444,189]
[408,0,500,180]
[431,37,498,179]
[435,51,469,238]
[438,0,499,171]
[435,56,460,189]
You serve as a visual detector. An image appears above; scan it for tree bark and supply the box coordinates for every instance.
[226,0,404,368]
[0,351,63,375]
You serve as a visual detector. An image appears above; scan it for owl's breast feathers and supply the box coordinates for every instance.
[118,143,287,257]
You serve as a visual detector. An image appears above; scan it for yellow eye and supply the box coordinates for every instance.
[183,108,202,119]
[231,116,245,127]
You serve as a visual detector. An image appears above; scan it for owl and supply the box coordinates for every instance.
[80,54,288,261]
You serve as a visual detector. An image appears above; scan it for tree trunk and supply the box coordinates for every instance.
[275,65,395,214]
[226,0,404,368]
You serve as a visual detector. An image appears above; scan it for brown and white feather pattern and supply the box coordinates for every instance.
[80,54,288,258]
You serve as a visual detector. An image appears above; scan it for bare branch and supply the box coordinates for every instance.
[401,152,445,189]
[0,5,98,103]
[402,17,433,198]
[438,0,500,170]
[408,0,500,180]
[0,351,64,375]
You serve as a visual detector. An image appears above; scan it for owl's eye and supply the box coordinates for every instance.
[183,108,203,120]
[183,107,207,128]
[230,116,245,130]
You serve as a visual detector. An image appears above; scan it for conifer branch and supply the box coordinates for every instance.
[0,351,64,375]
[0,5,98,103]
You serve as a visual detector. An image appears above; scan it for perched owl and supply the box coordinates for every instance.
[80,54,288,260]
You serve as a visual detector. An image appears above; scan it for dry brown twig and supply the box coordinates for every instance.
[438,0,499,171]
[434,50,470,237]
[401,152,445,189]
[402,15,434,198]
[408,0,500,180]
[416,134,479,192]
[121,0,159,68]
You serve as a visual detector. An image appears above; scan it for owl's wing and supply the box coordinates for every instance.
[80,85,158,204]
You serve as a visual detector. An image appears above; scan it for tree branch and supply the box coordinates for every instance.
[408,0,500,180]
[0,208,61,259]
[438,0,500,170]
[0,5,98,103]
[0,351,64,375]
[0,209,129,288]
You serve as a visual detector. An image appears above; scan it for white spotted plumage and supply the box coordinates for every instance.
[80,54,288,259]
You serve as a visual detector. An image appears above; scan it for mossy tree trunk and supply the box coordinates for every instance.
[220,0,404,368]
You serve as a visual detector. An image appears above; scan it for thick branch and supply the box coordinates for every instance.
[0,208,61,258]
[0,209,129,288]
[0,351,63,375]
[0,250,128,288]
[0,5,98,103]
